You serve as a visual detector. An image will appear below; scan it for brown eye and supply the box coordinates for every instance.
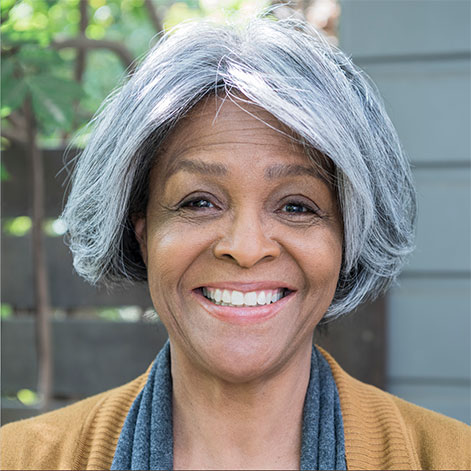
[283,203,311,213]
[184,199,214,209]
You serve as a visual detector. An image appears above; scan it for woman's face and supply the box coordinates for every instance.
[135,98,343,383]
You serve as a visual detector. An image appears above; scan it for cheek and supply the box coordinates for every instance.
[145,221,215,289]
[291,227,343,292]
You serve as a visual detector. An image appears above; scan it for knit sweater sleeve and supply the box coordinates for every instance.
[0,373,147,471]
[391,395,471,471]
[1,394,107,470]
[319,346,471,470]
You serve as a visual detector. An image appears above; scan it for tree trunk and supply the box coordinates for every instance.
[75,0,88,82]
[25,97,53,411]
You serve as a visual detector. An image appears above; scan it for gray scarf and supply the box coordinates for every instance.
[111,341,346,470]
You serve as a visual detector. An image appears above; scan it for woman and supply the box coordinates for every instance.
[1,16,469,471]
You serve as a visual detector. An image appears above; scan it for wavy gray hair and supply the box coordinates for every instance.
[62,17,416,320]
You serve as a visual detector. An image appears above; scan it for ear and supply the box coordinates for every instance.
[133,215,148,265]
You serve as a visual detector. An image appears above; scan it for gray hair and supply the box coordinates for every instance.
[62,16,416,320]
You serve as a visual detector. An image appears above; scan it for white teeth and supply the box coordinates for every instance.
[222,289,231,303]
[244,292,257,306]
[231,291,244,306]
[257,291,266,305]
[202,288,287,307]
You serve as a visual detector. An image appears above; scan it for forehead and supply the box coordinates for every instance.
[163,97,300,156]
[153,96,332,183]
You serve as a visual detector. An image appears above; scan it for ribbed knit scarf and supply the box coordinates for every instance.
[111,341,346,470]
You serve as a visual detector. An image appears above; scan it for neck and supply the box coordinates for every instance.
[171,341,313,470]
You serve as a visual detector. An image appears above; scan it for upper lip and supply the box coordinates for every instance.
[194,281,297,292]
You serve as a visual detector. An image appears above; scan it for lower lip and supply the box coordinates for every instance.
[193,290,295,325]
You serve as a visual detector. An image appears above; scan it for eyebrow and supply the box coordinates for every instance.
[165,159,228,179]
[264,164,324,180]
[165,159,325,182]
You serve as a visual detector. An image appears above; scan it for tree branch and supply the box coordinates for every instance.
[1,127,28,144]
[144,0,164,33]
[25,96,53,412]
[0,6,10,25]
[75,0,89,82]
[8,110,27,129]
[52,37,136,72]
[2,112,28,143]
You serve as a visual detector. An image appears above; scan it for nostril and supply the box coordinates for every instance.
[212,224,281,267]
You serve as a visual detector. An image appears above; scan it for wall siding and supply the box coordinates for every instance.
[340,0,471,424]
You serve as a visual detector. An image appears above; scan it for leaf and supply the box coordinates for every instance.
[27,74,84,132]
[1,162,10,181]
[0,0,16,18]
[0,57,28,111]
[1,76,28,112]
[18,45,62,70]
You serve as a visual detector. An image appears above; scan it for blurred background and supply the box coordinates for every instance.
[1,0,470,425]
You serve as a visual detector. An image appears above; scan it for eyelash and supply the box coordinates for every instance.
[178,195,218,210]
[281,199,317,214]
[177,195,322,219]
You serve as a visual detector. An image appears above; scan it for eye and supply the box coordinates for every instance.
[282,202,312,214]
[279,199,320,217]
[182,198,214,209]
[176,193,220,212]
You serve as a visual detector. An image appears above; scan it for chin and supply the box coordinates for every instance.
[197,337,290,384]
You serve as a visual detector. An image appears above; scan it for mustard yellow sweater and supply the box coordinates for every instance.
[1,349,470,470]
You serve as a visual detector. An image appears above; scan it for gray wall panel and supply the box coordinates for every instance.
[340,0,471,423]
[406,168,470,273]
[363,60,470,163]
[388,278,471,380]
[340,0,471,58]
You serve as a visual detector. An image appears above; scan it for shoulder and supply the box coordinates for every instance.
[390,394,471,470]
[1,372,148,470]
[1,394,105,470]
[318,346,471,470]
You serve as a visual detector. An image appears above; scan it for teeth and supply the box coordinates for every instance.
[222,290,231,303]
[231,291,244,306]
[202,288,287,307]
[257,291,266,305]
[245,292,257,306]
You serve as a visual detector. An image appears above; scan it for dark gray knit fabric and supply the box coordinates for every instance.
[300,347,346,470]
[111,342,173,470]
[112,341,346,470]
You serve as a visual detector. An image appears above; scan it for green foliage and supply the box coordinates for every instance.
[2,216,69,236]
[1,304,13,319]
[98,307,122,321]
[17,388,39,406]
[1,162,10,181]
[29,74,84,133]
[1,0,270,145]
[2,216,32,236]
[96,306,142,321]
[1,29,84,137]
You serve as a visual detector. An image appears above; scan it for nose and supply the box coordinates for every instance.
[213,209,281,268]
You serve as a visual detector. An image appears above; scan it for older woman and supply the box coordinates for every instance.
[2,16,469,471]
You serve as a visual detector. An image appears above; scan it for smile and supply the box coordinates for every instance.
[193,284,296,325]
[201,287,290,307]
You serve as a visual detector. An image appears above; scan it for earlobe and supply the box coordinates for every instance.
[133,217,148,265]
